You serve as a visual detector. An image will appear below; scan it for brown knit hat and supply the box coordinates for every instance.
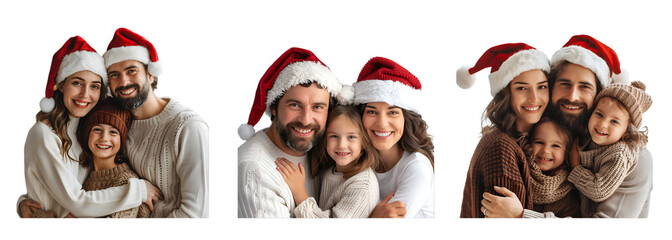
[595,81,652,128]
[79,99,132,149]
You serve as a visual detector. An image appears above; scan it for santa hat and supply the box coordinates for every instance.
[353,57,422,113]
[103,28,162,76]
[40,36,107,113]
[238,47,350,140]
[457,43,550,97]
[551,34,627,88]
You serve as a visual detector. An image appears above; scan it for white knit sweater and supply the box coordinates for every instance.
[238,129,318,218]
[126,98,209,218]
[293,167,379,218]
[375,151,434,218]
[23,116,146,217]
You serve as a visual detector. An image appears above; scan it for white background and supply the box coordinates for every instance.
[1,0,669,239]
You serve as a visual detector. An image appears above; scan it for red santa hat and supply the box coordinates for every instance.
[40,36,107,113]
[102,28,162,76]
[238,47,351,140]
[353,57,422,113]
[551,34,627,88]
[457,43,550,97]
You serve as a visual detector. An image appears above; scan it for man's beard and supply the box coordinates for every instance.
[113,79,150,110]
[275,119,323,153]
[551,99,592,132]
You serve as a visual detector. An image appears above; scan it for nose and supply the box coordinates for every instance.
[529,88,539,102]
[338,137,348,148]
[79,84,91,97]
[297,107,312,126]
[567,85,581,102]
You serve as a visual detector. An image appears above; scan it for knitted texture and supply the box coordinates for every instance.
[82,163,150,218]
[595,81,652,128]
[32,209,58,218]
[293,167,379,218]
[460,130,533,218]
[528,161,573,204]
[568,141,639,202]
[126,99,209,217]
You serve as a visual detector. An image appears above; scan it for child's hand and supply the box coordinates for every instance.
[275,157,308,205]
[570,139,580,168]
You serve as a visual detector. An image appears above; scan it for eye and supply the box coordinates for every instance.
[538,85,548,90]
[314,105,325,110]
[611,120,620,125]
[128,69,137,74]
[581,84,593,90]
[534,140,544,145]
[516,86,527,91]
[110,129,119,135]
[388,110,400,116]
[552,144,562,148]
[329,134,339,139]
[365,110,377,115]
[108,73,119,78]
[594,112,603,118]
[91,84,101,90]
[92,127,102,133]
[348,135,357,140]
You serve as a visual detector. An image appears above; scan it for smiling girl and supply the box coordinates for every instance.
[275,105,379,218]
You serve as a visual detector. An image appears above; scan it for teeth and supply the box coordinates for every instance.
[562,104,581,110]
[335,152,350,156]
[537,156,552,162]
[293,127,312,134]
[596,129,608,135]
[522,106,540,111]
[74,101,88,106]
[121,88,135,95]
[373,131,392,137]
[96,144,111,149]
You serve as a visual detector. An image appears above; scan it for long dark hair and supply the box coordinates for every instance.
[482,83,521,138]
[309,105,379,179]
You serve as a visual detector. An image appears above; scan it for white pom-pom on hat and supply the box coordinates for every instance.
[148,60,163,76]
[611,68,629,85]
[456,66,476,89]
[40,97,55,113]
[337,85,355,105]
[238,124,256,140]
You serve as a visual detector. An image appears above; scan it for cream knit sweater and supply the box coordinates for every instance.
[23,116,146,218]
[293,167,379,218]
[82,163,151,218]
[126,98,209,218]
[238,129,318,218]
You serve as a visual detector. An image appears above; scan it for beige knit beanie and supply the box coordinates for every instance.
[595,81,652,128]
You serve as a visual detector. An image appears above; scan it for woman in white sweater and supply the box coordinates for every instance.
[276,105,380,218]
[19,36,161,218]
[352,57,435,218]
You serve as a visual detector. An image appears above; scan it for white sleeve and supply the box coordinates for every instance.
[388,159,433,218]
[238,161,292,218]
[24,126,146,217]
[167,121,209,218]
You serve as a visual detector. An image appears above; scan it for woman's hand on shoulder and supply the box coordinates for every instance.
[370,191,406,218]
[481,186,523,218]
[275,157,308,205]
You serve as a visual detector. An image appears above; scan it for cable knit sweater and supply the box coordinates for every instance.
[293,167,379,218]
[126,98,209,218]
[461,129,533,218]
[238,129,318,218]
[569,141,638,202]
[82,163,151,218]
[22,116,146,218]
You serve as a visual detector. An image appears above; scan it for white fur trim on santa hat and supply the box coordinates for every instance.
[265,61,341,115]
[238,123,256,140]
[57,51,108,85]
[40,97,55,113]
[456,66,476,89]
[551,45,610,88]
[353,80,422,113]
[489,49,550,97]
[103,45,151,68]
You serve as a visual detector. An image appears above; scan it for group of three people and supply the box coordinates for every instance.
[460,35,653,218]
[19,28,209,218]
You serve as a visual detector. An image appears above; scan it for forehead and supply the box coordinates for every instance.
[555,63,597,86]
[596,97,630,118]
[67,70,102,82]
[107,60,144,72]
[279,83,330,102]
[327,115,358,131]
[534,121,568,143]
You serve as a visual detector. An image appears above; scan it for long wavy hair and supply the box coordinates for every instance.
[309,105,379,179]
[481,83,521,138]
[35,77,107,161]
[357,104,435,169]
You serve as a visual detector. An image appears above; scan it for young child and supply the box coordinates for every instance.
[568,81,652,217]
[526,117,581,218]
[275,105,380,218]
[77,99,151,218]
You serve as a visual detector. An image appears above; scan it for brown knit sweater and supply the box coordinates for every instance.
[460,129,533,218]
[529,161,582,218]
[82,163,151,218]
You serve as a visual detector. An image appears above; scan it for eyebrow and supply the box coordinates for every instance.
[365,105,401,110]
[557,78,594,87]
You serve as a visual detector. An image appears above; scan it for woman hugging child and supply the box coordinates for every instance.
[77,99,151,218]
[275,105,380,218]
[568,81,652,218]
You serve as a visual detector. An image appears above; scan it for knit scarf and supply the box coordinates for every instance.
[528,160,574,204]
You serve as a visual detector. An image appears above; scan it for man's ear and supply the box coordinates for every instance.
[147,73,155,84]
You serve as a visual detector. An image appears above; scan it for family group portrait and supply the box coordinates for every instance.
[13,28,209,218]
